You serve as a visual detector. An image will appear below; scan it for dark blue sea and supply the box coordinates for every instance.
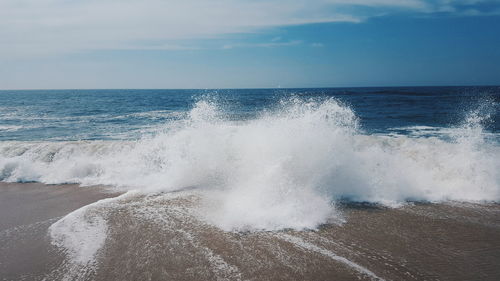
[1,87,498,141]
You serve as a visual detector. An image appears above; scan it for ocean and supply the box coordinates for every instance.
[1,86,499,280]
[1,87,499,141]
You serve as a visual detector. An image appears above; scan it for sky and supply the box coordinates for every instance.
[1,0,500,89]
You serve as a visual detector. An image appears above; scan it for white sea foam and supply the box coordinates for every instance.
[1,98,499,231]
[47,192,136,280]
[277,233,384,280]
[0,125,24,132]
[49,197,112,265]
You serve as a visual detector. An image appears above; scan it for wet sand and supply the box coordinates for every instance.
[0,183,120,281]
[1,183,500,281]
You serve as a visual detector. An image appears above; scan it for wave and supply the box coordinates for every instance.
[0,125,25,132]
[1,98,499,231]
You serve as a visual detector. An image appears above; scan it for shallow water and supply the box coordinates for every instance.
[1,183,499,281]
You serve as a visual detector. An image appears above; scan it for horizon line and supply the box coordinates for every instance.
[1,84,499,91]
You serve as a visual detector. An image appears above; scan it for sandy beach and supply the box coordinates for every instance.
[0,183,119,281]
[1,182,499,281]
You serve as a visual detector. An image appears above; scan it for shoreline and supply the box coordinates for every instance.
[1,182,499,280]
[0,182,121,231]
[0,182,121,280]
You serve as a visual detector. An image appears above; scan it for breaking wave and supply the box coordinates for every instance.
[1,98,499,230]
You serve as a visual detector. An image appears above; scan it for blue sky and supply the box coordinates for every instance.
[1,0,499,89]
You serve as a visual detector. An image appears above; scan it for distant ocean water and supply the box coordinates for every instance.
[1,86,499,230]
[1,87,499,141]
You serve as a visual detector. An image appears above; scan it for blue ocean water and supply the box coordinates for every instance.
[1,86,499,141]
[1,86,499,229]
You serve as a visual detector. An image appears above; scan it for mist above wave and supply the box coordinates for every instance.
[1,98,499,231]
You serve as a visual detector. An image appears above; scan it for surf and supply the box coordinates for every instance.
[0,97,499,231]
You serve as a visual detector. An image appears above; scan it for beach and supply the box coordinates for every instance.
[1,182,499,281]
[0,183,119,281]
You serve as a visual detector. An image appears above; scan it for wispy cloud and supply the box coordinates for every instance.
[0,0,499,58]
[222,40,303,50]
[109,44,201,51]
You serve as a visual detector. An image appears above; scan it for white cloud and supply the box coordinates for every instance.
[223,40,303,49]
[0,0,498,58]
